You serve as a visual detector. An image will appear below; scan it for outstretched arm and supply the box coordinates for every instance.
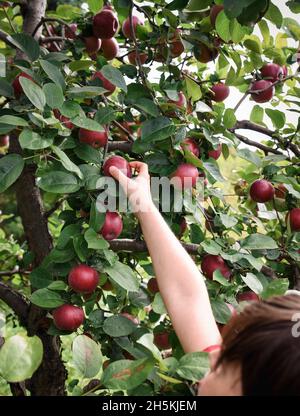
[109,162,221,353]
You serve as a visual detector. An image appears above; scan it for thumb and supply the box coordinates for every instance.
[109,166,129,190]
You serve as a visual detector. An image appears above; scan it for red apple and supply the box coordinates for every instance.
[84,36,101,54]
[275,184,287,199]
[120,312,139,325]
[103,155,132,178]
[122,15,143,39]
[178,217,187,238]
[250,179,275,203]
[171,163,199,189]
[0,135,9,147]
[93,9,119,39]
[53,109,74,129]
[237,291,259,302]
[201,254,231,280]
[194,43,219,63]
[211,82,230,102]
[128,50,148,65]
[65,23,77,39]
[250,80,274,103]
[287,208,300,232]
[261,63,283,83]
[79,128,108,148]
[147,278,159,294]
[181,138,200,157]
[100,211,123,240]
[92,71,116,96]
[12,72,34,98]
[154,331,171,350]
[101,37,119,60]
[208,143,222,160]
[210,4,224,28]
[169,31,184,58]
[68,264,99,294]
[52,304,84,331]
[168,91,186,108]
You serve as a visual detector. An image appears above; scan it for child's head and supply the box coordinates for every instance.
[198,295,300,396]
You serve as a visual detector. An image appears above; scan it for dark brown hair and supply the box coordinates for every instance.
[217,295,300,396]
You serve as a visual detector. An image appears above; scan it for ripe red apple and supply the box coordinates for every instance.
[128,50,148,65]
[250,80,274,103]
[12,72,34,98]
[84,36,101,54]
[79,128,108,148]
[208,143,222,160]
[103,155,132,178]
[101,37,119,60]
[120,312,139,325]
[154,332,171,350]
[237,291,259,302]
[92,71,116,96]
[68,264,99,294]
[169,31,184,58]
[210,4,224,28]
[93,9,119,39]
[211,82,230,102]
[0,135,9,147]
[261,63,283,83]
[287,208,300,232]
[168,92,187,108]
[147,278,159,294]
[275,184,287,199]
[181,138,200,157]
[201,254,231,280]
[194,43,219,63]
[52,304,84,331]
[53,109,74,129]
[122,15,143,39]
[100,211,123,240]
[250,179,275,203]
[171,163,199,189]
[65,23,77,39]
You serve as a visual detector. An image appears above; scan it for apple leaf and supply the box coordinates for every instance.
[72,335,102,379]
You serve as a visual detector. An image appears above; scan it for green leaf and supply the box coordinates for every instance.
[67,86,107,98]
[72,335,102,379]
[261,279,289,299]
[100,65,127,93]
[141,117,176,142]
[241,272,264,294]
[244,38,262,54]
[0,154,24,193]
[94,107,117,124]
[185,76,202,102]
[241,234,278,250]
[237,148,262,167]
[101,358,155,390]
[223,0,256,18]
[71,115,104,132]
[265,108,286,130]
[203,160,224,183]
[74,143,102,164]
[250,105,264,124]
[223,108,237,129]
[265,3,283,28]
[216,12,246,43]
[152,293,167,315]
[47,280,67,291]
[8,33,40,61]
[0,334,43,382]
[19,77,46,111]
[134,98,160,117]
[38,171,81,194]
[51,146,83,179]
[103,315,137,337]
[89,200,106,232]
[103,261,139,292]
[43,83,64,109]
[213,269,231,286]
[57,223,81,249]
[30,288,65,308]
[87,0,103,13]
[0,115,28,126]
[69,60,93,72]
[84,228,109,250]
[40,60,65,89]
[19,128,53,150]
[177,352,210,381]
[30,267,53,289]
[0,79,14,97]
[211,299,232,324]
[219,213,238,228]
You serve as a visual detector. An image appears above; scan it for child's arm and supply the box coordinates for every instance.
[109,161,221,353]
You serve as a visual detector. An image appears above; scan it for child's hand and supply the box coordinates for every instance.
[109,161,154,216]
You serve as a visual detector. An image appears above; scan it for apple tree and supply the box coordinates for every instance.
[0,0,299,396]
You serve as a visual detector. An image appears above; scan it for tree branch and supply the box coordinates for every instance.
[230,131,285,156]
[108,141,134,152]
[0,282,29,325]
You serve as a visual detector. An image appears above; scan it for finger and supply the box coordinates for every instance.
[129,161,149,178]
[108,166,129,189]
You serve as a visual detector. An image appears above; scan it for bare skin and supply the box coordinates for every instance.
[109,161,242,396]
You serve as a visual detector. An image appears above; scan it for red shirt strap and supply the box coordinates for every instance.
[202,344,221,353]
